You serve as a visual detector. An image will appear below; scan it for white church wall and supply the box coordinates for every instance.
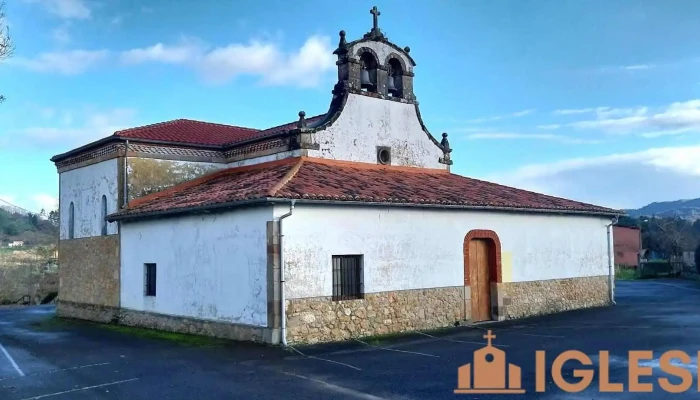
[59,158,119,239]
[120,207,271,327]
[306,94,446,169]
[275,204,611,299]
[226,150,303,168]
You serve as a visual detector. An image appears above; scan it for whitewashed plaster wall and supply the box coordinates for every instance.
[120,208,271,327]
[306,94,445,169]
[59,159,119,239]
[274,204,612,299]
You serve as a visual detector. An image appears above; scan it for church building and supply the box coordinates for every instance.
[51,8,622,345]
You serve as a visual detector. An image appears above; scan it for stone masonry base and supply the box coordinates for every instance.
[56,300,272,343]
[287,275,611,345]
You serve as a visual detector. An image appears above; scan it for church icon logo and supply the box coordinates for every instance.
[454,330,526,394]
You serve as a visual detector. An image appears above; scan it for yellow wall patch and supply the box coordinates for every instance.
[501,251,513,283]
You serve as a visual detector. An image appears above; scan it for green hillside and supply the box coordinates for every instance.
[0,208,58,248]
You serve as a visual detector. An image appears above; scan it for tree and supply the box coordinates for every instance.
[652,217,691,257]
[695,242,700,275]
[0,1,14,104]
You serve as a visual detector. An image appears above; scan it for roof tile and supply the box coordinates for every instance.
[110,157,620,220]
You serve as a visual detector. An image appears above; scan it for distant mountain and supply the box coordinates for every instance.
[626,198,700,221]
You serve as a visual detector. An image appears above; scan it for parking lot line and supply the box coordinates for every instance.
[0,342,24,377]
[280,371,390,400]
[20,378,140,400]
[0,362,111,382]
[288,346,362,371]
[353,338,440,358]
[415,331,509,347]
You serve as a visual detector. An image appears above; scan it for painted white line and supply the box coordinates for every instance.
[20,378,139,400]
[646,281,700,292]
[289,346,362,371]
[0,362,111,382]
[281,371,388,400]
[503,332,566,339]
[415,332,509,347]
[0,342,24,377]
[353,339,440,358]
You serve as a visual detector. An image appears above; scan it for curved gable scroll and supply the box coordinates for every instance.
[463,229,503,285]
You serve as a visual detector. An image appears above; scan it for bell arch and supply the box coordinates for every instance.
[463,229,503,285]
[357,47,379,92]
[384,52,407,72]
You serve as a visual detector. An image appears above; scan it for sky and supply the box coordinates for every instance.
[2,0,700,213]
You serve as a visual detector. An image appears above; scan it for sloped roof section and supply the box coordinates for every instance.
[113,119,262,146]
[109,157,622,221]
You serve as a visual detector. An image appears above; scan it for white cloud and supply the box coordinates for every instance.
[553,108,597,115]
[0,195,16,205]
[120,40,203,65]
[484,145,700,209]
[22,107,137,147]
[623,64,655,71]
[466,132,600,144]
[32,194,58,212]
[566,100,700,136]
[18,34,336,88]
[52,25,72,44]
[23,0,91,19]
[537,124,560,130]
[11,49,109,74]
[466,109,536,124]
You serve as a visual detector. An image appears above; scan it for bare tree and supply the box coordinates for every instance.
[652,217,690,257]
[0,1,14,103]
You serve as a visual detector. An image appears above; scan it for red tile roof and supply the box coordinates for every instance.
[112,115,327,147]
[109,157,621,221]
[114,119,261,146]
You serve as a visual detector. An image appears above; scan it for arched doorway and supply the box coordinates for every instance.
[463,230,502,322]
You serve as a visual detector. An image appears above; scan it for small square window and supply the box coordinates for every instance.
[144,263,157,296]
[332,255,364,301]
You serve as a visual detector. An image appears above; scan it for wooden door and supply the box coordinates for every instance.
[469,239,491,322]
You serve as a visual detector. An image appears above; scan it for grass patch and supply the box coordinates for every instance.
[30,316,229,347]
[615,266,639,280]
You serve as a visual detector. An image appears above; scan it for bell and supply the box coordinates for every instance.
[387,76,398,95]
[360,69,373,89]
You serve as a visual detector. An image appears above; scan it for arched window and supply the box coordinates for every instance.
[68,202,75,239]
[359,51,378,92]
[387,58,404,98]
[101,195,108,236]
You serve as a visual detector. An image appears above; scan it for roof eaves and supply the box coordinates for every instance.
[108,196,624,224]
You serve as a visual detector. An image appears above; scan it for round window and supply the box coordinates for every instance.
[378,148,390,164]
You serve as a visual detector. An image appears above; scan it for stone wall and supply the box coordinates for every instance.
[56,300,269,342]
[286,286,464,345]
[58,235,120,307]
[286,276,611,345]
[494,275,610,320]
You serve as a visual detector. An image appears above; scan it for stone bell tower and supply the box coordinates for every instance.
[333,6,416,102]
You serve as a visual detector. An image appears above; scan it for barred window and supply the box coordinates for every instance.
[332,255,364,301]
[144,263,157,296]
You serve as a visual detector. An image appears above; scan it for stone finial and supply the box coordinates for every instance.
[297,111,307,128]
[441,132,451,151]
[338,30,347,48]
[404,46,411,54]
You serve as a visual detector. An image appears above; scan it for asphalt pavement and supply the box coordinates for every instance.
[1,278,699,399]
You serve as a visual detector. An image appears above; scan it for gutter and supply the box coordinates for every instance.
[107,197,624,223]
[277,200,296,347]
[606,216,620,305]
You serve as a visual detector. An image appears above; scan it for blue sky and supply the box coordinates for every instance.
[2,0,700,212]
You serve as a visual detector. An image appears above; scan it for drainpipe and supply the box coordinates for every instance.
[278,199,296,347]
[606,216,619,305]
[123,140,129,208]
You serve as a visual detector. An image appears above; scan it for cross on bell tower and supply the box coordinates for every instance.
[364,5,385,40]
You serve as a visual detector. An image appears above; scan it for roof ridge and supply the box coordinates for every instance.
[267,158,305,196]
[301,156,450,174]
[114,119,183,135]
[182,118,261,131]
